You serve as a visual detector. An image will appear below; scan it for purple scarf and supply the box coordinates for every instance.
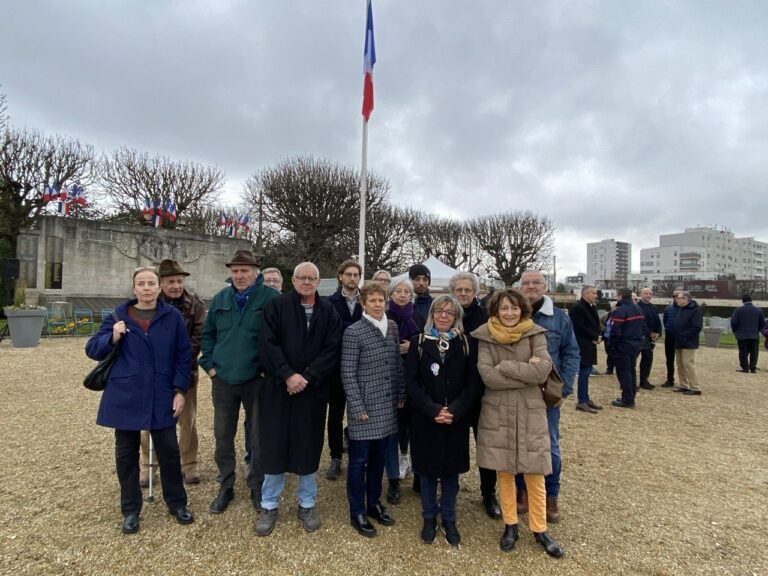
[388,301,421,342]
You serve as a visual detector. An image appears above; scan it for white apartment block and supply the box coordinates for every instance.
[633,226,767,285]
[586,239,631,287]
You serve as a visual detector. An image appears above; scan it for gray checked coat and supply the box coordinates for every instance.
[341,316,405,441]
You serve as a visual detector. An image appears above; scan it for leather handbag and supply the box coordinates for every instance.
[83,313,121,392]
[528,336,564,408]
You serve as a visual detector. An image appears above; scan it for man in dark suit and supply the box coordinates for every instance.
[730,294,765,373]
[569,285,603,414]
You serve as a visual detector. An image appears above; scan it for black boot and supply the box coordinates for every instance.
[386,478,401,505]
[412,473,421,494]
[421,517,437,544]
[534,531,564,558]
[482,493,501,519]
[499,524,519,552]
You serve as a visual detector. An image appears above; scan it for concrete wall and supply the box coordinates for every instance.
[19,216,251,304]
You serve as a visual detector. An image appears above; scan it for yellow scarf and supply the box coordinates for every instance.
[487,317,535,344]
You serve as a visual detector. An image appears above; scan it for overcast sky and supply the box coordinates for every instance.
[2,0,767,278]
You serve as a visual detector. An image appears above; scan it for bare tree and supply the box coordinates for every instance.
[0,129,98,255]
[365,205,420,275]
[0,88,7,132]
[242,156,388,275]
[653,279,681,297]
[101,146,224,228]
[467,211,554,286]
[734,279,762,299]
[413,215,467,269]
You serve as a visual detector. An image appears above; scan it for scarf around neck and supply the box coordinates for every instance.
[233,283,254,312]
[487,316,535,344]
[388,301,420,342]
[363,312,389,337]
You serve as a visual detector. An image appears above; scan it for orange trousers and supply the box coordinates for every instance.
[498,471,547,533]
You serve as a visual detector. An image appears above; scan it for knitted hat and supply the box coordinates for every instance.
[408,263,431,282]
[742,294,753,303]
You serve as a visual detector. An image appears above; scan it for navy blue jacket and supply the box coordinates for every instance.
[414,291,434,320]
[327,288,362,333]
[86,300,192,431]
[608,297,645,354]
[730,303,765,341]
[671,300,703,349]
[663,302,680,341]
[637,300,662,336]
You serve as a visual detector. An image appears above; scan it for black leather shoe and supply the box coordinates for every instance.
[660,381,675,388]
[499,524,518,552]
[682,389,702,395]
[169,506,194,525]
[421,517,437,544]
[367,503,395,526]
[250,488,262,511]
[122,514,139,534]
[386,479,401,505]
[534,531,564,558]
[482,494,501,519]
[639,382,655,390]
[611,399,635,409]
[209,488,234,514]
[350,514,377,537]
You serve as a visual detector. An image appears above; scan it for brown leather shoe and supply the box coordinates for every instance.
[546,496,560,524]
[516,489,528,514]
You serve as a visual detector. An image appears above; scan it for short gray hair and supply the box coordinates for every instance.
[387,277,415,302]
[581,285,597,296]
[262,267,283,279]
[677,291,692,301]
[423,295,465,334]
[449,271,479,294]
[372,269,391,281]
[292,262,319,278]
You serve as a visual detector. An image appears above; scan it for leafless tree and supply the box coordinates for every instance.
[0,129,98,255]
[412,215,468,269]
[242,156,388,276]
[101,146,224,228]
[654,279,681,297]
[467,211,554,286]
[734,279,762,299]
[364,205,421,276]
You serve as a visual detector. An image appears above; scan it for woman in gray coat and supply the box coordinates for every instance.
[471,289,564,558]
[341,282,405,538]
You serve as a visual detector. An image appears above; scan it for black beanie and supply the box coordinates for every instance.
[409,264,431,282]
[742,294,753,303]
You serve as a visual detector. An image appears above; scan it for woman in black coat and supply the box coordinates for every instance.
[405,295,481,546]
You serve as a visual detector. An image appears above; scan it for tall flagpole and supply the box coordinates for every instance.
[358,121,368,280]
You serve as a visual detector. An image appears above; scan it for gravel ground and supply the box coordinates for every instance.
[0,338,766,576]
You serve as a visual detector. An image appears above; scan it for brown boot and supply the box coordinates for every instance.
[546,496,560,524]
[516,489,528,514]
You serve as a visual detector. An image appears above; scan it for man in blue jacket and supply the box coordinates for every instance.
[515,270,580,524]
[730,294,764,373]
[608,288,646,408]
[637,287,662,390]
[669,291,704,395]
[661,291,681,387]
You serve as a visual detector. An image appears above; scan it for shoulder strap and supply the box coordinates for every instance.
[461,334,469,357]
[417,333,425,359]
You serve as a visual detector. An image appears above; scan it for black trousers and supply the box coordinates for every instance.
[326,374,346,460]
[737,339,759,371]
[211,376,263,491]
[115,427,186,517]
[471,412,497,497]
[639,343,654,385]
[664,336,676,383]
[611,350,638,405]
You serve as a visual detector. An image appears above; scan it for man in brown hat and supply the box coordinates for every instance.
[200,249,278,515]
[139,259,207,487]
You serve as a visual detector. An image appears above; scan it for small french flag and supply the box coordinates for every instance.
[362,0,376,122]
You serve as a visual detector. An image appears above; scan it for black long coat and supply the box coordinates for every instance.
[259,291,342,475]
[405,335,481,478]
[569,298,601,366]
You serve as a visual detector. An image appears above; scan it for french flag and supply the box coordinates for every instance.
[165,201,177,223]
[238,214,250,232]
[43,185,52,203]
[362,0,376,122]
[152,198,163,228]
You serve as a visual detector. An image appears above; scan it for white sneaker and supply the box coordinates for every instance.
[399,453,411,480]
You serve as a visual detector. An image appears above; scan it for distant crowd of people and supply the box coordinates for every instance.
[85,252,764,559]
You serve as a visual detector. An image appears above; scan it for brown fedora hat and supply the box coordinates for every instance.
[158,259,190,277]
[225,249,260,268]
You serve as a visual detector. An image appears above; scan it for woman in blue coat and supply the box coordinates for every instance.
[86,267,193,534]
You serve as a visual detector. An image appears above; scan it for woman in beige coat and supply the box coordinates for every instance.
[471,288,564,558]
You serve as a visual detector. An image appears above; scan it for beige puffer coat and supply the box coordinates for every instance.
[470,323,553,475]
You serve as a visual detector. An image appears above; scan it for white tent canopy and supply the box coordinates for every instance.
[391,256,461,290]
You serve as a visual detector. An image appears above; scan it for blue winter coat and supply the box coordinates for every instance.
[532,296,580,397]
[671,300,703,349]
[730,303,765,341]
[86,300,192,431]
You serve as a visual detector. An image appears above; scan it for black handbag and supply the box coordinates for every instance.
[83,313,121,392]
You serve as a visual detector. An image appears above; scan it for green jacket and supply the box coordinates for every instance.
[200,279,277,385]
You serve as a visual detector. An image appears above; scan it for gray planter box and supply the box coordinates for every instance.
[702,327,723,348]
[3,308,47,348]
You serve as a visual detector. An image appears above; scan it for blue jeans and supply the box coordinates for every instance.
[261,473,317,510]
[384,433,400,480]
[419,475,459,522]
[577,363,592,404]
[515,405,561,497]
[347,437,387,517]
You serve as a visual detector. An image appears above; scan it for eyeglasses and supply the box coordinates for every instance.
[295,275,318,282]
[520,281,544,286]
[434,309,456,318]
[453,288,474,294]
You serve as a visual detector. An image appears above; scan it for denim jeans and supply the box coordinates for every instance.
[419,475,459,522]
[261,473,317,510]
[515,405,561,497]
[384,432,400,480]
[577,363,592,404]
[346,437,387,517]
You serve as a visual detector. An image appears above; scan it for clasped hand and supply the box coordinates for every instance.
[285,373,308,395]
[434,406,454,425]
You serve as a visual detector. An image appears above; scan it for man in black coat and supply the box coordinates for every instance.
[637,287,663,389]
[670,291,704,395]
[608,287,646,408]
[730,294,764,373]
[257,262,342,536]
[569,285,603,414]
[324,259,363,480]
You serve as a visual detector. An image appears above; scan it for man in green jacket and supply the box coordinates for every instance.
[200,249,278,516]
